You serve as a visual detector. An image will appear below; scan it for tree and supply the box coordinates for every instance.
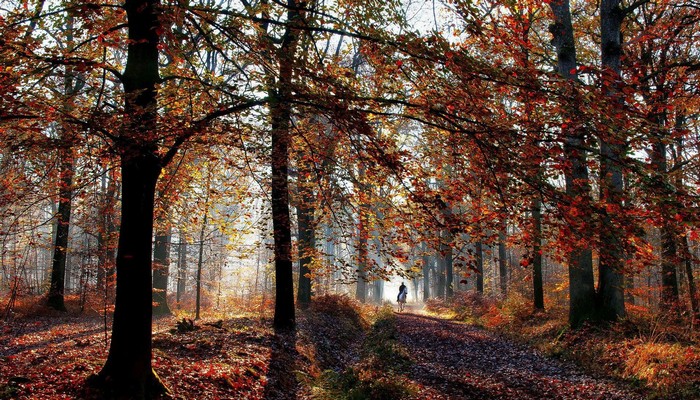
[92,0,166,395]
[627,0,700,312]
[46,14,83,311]
[194,169,212,321]
[267,0,306,330]
[549,0,597,327]
[152,225,172,316]
[87,0,264,395]
[422,242,432,301]
[596,0,626,322]
[532,199,544,310]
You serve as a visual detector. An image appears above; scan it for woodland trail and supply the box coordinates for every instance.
[394,310,642,400]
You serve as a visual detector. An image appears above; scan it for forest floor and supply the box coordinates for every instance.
[0,299,656,399]
[392,306,642,399]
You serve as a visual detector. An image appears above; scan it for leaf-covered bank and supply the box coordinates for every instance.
[426,292,700,399]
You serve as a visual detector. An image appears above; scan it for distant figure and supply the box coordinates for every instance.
[397,282,408,312]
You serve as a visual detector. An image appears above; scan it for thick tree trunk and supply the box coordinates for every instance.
[532,199,544,310]
[550,0,597,327]
[597,0,626,322]
[152,226,171,316]
[96,156,162,399]
[94,0,167,396]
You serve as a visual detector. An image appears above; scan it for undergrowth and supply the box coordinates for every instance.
[301,299,416,399]
[426,291,700,399]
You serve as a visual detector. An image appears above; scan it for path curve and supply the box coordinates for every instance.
[395,312,641,400]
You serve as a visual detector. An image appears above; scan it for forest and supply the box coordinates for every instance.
[0,0,699,398]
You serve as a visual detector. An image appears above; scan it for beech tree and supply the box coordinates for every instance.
[548,0,597,327]
[596,0,627,322]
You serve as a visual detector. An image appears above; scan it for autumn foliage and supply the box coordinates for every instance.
[1,0,700,397]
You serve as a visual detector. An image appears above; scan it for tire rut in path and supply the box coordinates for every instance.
[394,312,641,400]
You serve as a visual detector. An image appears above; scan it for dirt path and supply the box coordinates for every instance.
[395,311,641,400]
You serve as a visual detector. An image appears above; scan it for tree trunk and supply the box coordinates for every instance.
[672,125,699,318]
[659,221,680,309]
[475,241,484,294]
[47,155,73,311]
[682,236,699,319]
[355,196,368,303]
[550,0,597,327]
[597,0,626,322]
[96,168,118,298]
[176,233,187,306]
[152,225,171,316]
[372,235,383,303]
[436,244,446,298]
[195,202,208,320]
[47,18,78,311]
[532,199,544,310]
[422,242,431,301]
[649,115,680,310]
[441,227,454,299]
[94,0,167,396]
[498,224,508,297]
[296,159,314,308]
[269,0,302,330]
[372,279,383,304]
[97,155,163,399]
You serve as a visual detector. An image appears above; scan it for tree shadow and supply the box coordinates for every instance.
[262,329,299,400]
